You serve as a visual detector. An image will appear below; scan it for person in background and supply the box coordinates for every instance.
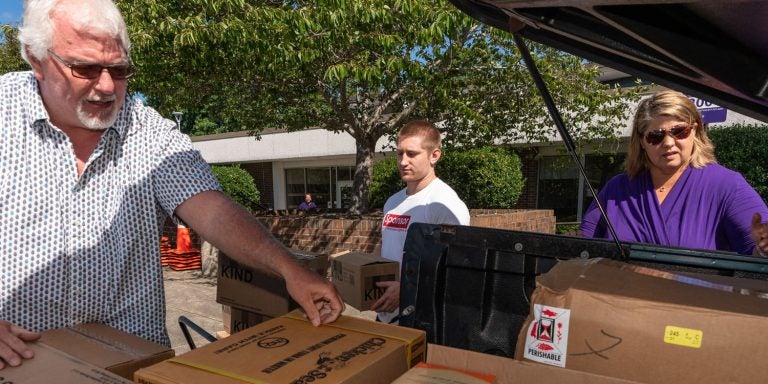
[580,90,768,256]
[298,193,317,211]
[0,0,343,369]
[371,120,470,323]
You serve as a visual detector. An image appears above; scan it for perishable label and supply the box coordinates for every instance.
[522,304,570,368]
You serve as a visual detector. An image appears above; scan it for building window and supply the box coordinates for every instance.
[285,166,355,209]
[538,156,580,222]
[285,168,308,208]
[538,154,625,222]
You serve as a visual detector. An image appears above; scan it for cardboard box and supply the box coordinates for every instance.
[216,248,328,317]
[221,304,272,334]
[41,323,175,380]
[331,252,399,310]
[392,361,496,383]
[135,310,426,384]
[422,344,640,383]
[515,258,768,384]
[1,342,130,383]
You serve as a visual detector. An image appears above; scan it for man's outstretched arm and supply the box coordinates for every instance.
[176,191,344,325]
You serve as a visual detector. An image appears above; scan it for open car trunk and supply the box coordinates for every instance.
[449,0,768,122]
[398,0,768,357]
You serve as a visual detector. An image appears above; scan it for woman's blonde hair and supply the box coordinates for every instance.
[626,90,716,178]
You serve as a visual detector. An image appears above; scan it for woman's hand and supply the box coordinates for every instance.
[751,213,768,257]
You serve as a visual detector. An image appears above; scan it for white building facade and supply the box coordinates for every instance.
[191,94,765,219]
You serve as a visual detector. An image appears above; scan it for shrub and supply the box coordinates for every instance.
[709,124,768,203]
[368,146,525,209]
[438,147,525,208]
[210,164,261,212]
[369,156,404,209]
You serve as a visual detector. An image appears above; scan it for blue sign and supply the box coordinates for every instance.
[688,96,727,123]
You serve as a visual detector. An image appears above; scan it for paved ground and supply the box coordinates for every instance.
[163,268,222,355]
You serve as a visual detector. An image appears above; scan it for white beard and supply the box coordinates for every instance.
[77,98,120,131]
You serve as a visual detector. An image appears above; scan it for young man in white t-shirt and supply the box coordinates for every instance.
[371,120,470,323]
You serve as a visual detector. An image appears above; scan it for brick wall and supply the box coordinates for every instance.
[255,209,555,255]
[256,215,382,254]
[470,209,555,233]
[164,209,555,256]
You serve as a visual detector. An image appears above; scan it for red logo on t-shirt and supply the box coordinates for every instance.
[383,213,411,230]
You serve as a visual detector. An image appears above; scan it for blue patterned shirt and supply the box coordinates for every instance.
[0,72,221,345]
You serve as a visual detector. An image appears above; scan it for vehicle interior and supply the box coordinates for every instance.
[398,0,768,355]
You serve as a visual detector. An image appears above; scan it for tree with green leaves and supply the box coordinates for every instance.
[0,25,29,74]
[116,0,643,213]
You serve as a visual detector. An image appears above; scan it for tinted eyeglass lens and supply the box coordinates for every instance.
[644,126,692,145]
[72,64,134,80]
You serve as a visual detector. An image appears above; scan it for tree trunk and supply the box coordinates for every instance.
[349,138,377,214]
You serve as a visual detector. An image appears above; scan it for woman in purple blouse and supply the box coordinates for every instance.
[581,91,768,256]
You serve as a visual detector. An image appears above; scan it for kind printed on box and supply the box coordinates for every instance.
[521,304,570,368]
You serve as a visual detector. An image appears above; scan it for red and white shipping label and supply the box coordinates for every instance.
[522,304,571,368]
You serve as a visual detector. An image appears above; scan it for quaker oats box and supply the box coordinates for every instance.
[216,248,328,317]
[134,310,426,384]
[1,342,130,384]
[330,252,399,310]
[515,258,768,384]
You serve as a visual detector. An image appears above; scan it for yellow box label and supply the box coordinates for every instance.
[664,326,703,348]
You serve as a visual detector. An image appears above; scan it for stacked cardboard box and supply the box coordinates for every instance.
[516,258,768,383]
[135,310,426,383]
[1,323,174,383]
[330,252,400,310]
[220,304,272,334]
[216,248,328,333]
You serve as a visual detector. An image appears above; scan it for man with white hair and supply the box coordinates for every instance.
[0,0,343,369]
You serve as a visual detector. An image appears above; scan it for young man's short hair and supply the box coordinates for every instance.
[398,120,441,150]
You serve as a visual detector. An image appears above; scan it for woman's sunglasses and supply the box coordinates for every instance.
[643,125,693,145]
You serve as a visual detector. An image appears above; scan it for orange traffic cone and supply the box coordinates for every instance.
[174,225,198,254]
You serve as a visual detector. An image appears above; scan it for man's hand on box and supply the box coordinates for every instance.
[0,321,40,369]
[370,281,399,313]
[285,264,345,326]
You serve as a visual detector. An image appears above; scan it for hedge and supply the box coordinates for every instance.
[210,164,261,212]
[709,123,768,203]
[369,146,525,209]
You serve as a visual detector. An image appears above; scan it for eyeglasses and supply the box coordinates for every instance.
[47,49,135,80]
[643,124,693,145]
